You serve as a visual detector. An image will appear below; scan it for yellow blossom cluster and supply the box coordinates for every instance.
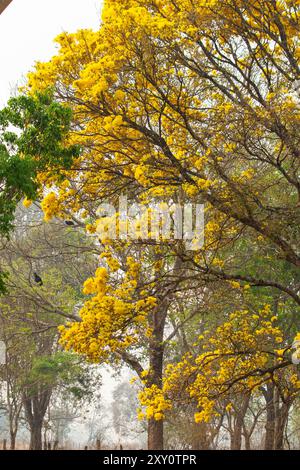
[59,255,157,362]
[139,305,295,423]
[40,192,61,222]
[22,197,33,208]
[138,384,172,421]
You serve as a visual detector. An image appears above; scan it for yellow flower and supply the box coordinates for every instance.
[226,403,233,412]
[229,281,241,289]
[129,377,137,384]
[41,192,60,221]
[23,197,33,208]
[86,224,97,234]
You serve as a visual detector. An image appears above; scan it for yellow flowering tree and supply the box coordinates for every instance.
[20,0,300,448]
[143,304,300,449]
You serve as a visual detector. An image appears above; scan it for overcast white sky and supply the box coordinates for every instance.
[0,0,103,106]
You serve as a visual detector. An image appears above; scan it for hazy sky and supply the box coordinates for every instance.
[0,0,103,106]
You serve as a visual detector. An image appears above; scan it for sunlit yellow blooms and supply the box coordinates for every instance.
[22,198,33,208]
[59,249,156,362]
[225,403,233,412]
[86,224,97,234]
[134,165,149,187]
[140,306,290,424]
[229,281,241,289]
[100,252,120,272]
[82,278,96,295]
[138,385,172,420]
[41,192,60,222]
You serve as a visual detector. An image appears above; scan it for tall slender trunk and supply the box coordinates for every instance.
[8,407,21,450]
[274,415,286,450]
[230,395,250,450]
[262,384,292,450]
[263,383,275,450]
[147,257,183,450]
[274,392,290,450]
[6,371,22,451]
[244,432,251,451]
[148,326,164,450]
[230,420,243,450]
[191,422,210,450]
[23,388,52,451]
[147,284,174,451]
[9,431,16,450]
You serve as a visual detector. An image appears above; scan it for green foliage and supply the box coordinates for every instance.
[0,90,79,292]
[26,351,93,400]
[0,149,35,234]
[0,91,79,175]
[0,271,8,294]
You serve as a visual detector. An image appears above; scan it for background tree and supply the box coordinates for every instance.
[0,204,100,449]
[111,380,146,448]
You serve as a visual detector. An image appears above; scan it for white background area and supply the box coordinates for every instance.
[0,0,102,106]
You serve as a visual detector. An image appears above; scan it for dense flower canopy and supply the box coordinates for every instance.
[23,0,300,436]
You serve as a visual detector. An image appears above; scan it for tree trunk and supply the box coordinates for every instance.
[274,394,290,450]
[231,424,243,450]
[265,414,275,449]
[6,375,22,452]
[148,419,164,450]
[29,419,43,450]
[263,384,275,450]
[9,431,16,450]
[244,432,251,450]
[23,389,52,451]
[191,422,210,450]
[230,395,250,450]
[147,299,165,450]
[147,335,164,450]
[274,421,285,450]
[262,384,292,450]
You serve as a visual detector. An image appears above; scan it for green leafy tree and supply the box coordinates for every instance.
[0,91,79,291]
